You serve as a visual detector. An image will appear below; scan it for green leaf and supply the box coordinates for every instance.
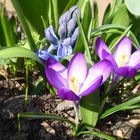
[77,131,116,140]
[91,24,140,49]
[12,0,49,36]
[82,0,92,37]
[93,1,99,28]
[100,96,140,120]
[0,47,43,64]
[102,4,111,25]
[112,4,130,27]
[125,0,140,16]
[74,14,91,59]
[11,0,37,51]
[63,0,77,13]
[0,6,16,46]
[18,112,75,131]
[80,90,100,127]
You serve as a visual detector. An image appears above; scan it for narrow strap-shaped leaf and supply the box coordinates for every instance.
[63,0,77,13]
[17,112,75,131]
[91,24,140,48]
[77,131,116,140]
[100,96,140,119]
[74,14,91,60]
[11,0,37,51]
[1,4,15,46]
[0,47,43,64]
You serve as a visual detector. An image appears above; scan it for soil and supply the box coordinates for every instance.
[0,72,140,140]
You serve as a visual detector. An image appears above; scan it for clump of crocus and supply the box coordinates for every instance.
[37,6,81,61]
[45,53,112,101]
[95,36,140,78]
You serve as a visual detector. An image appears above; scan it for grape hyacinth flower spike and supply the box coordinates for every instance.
[95,36,140,78]
[45,53,112,101]
[37,5,81,61]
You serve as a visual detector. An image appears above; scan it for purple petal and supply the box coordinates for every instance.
[46,58,67,78]
[71,27,79,41]
[37,49,49,60]
[102,50,118,70]
[113,37,132,67]
[45,68,67,89]
[62,37,71,46]
[128,49,140,70]
[63,11,71,23]
[58,87,80,101]
[57,44,73,58]
[79,76,103,97]
[86,60,112,85]
[47,45,56,53]
[45,25,58,45]
[68,53,87,84]
[115,66,137,78]
[46,58,65,71]
[69,5,78,14]
[58,23,67,39]
[67,18,77,36]
[95,37,110,60]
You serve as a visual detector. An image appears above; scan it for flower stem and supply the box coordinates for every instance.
[73,101,79,127]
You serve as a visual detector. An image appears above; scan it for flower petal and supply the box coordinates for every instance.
[128,49,140,70]
[58,23,67,39]
[68,53,87,84]
[46,58,67,79]
[79,76,102,97]
[102,50,118,70]
[113,37,132,67]
[57,44,73,59]
[95,37,110,60]
[45,25,58,45]
[45,68,67,89]
[37,49,49,61]
[58,87,80,101]
[86,60,112,85]
[115,66,137,78]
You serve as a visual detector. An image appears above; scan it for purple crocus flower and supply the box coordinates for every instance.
[45,53,112,101]
[95,36,140,78]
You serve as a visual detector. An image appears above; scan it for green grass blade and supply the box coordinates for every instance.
[77,131,116,140]
[100,96,140,120]
[0,47,43,64]
[74,13,91,59]
[110,24,132,51]
[18,112,75,128]
[91,24,140,49]
[11,0,37,51]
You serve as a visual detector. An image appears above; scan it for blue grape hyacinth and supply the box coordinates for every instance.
[38,5,81,61]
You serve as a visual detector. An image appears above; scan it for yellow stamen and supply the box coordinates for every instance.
[118,54,128,67]
[70,76,79,93]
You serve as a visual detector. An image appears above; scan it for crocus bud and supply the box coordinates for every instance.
[67,18,77,36]
[58,23,67,39]
[45,25,58,45]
